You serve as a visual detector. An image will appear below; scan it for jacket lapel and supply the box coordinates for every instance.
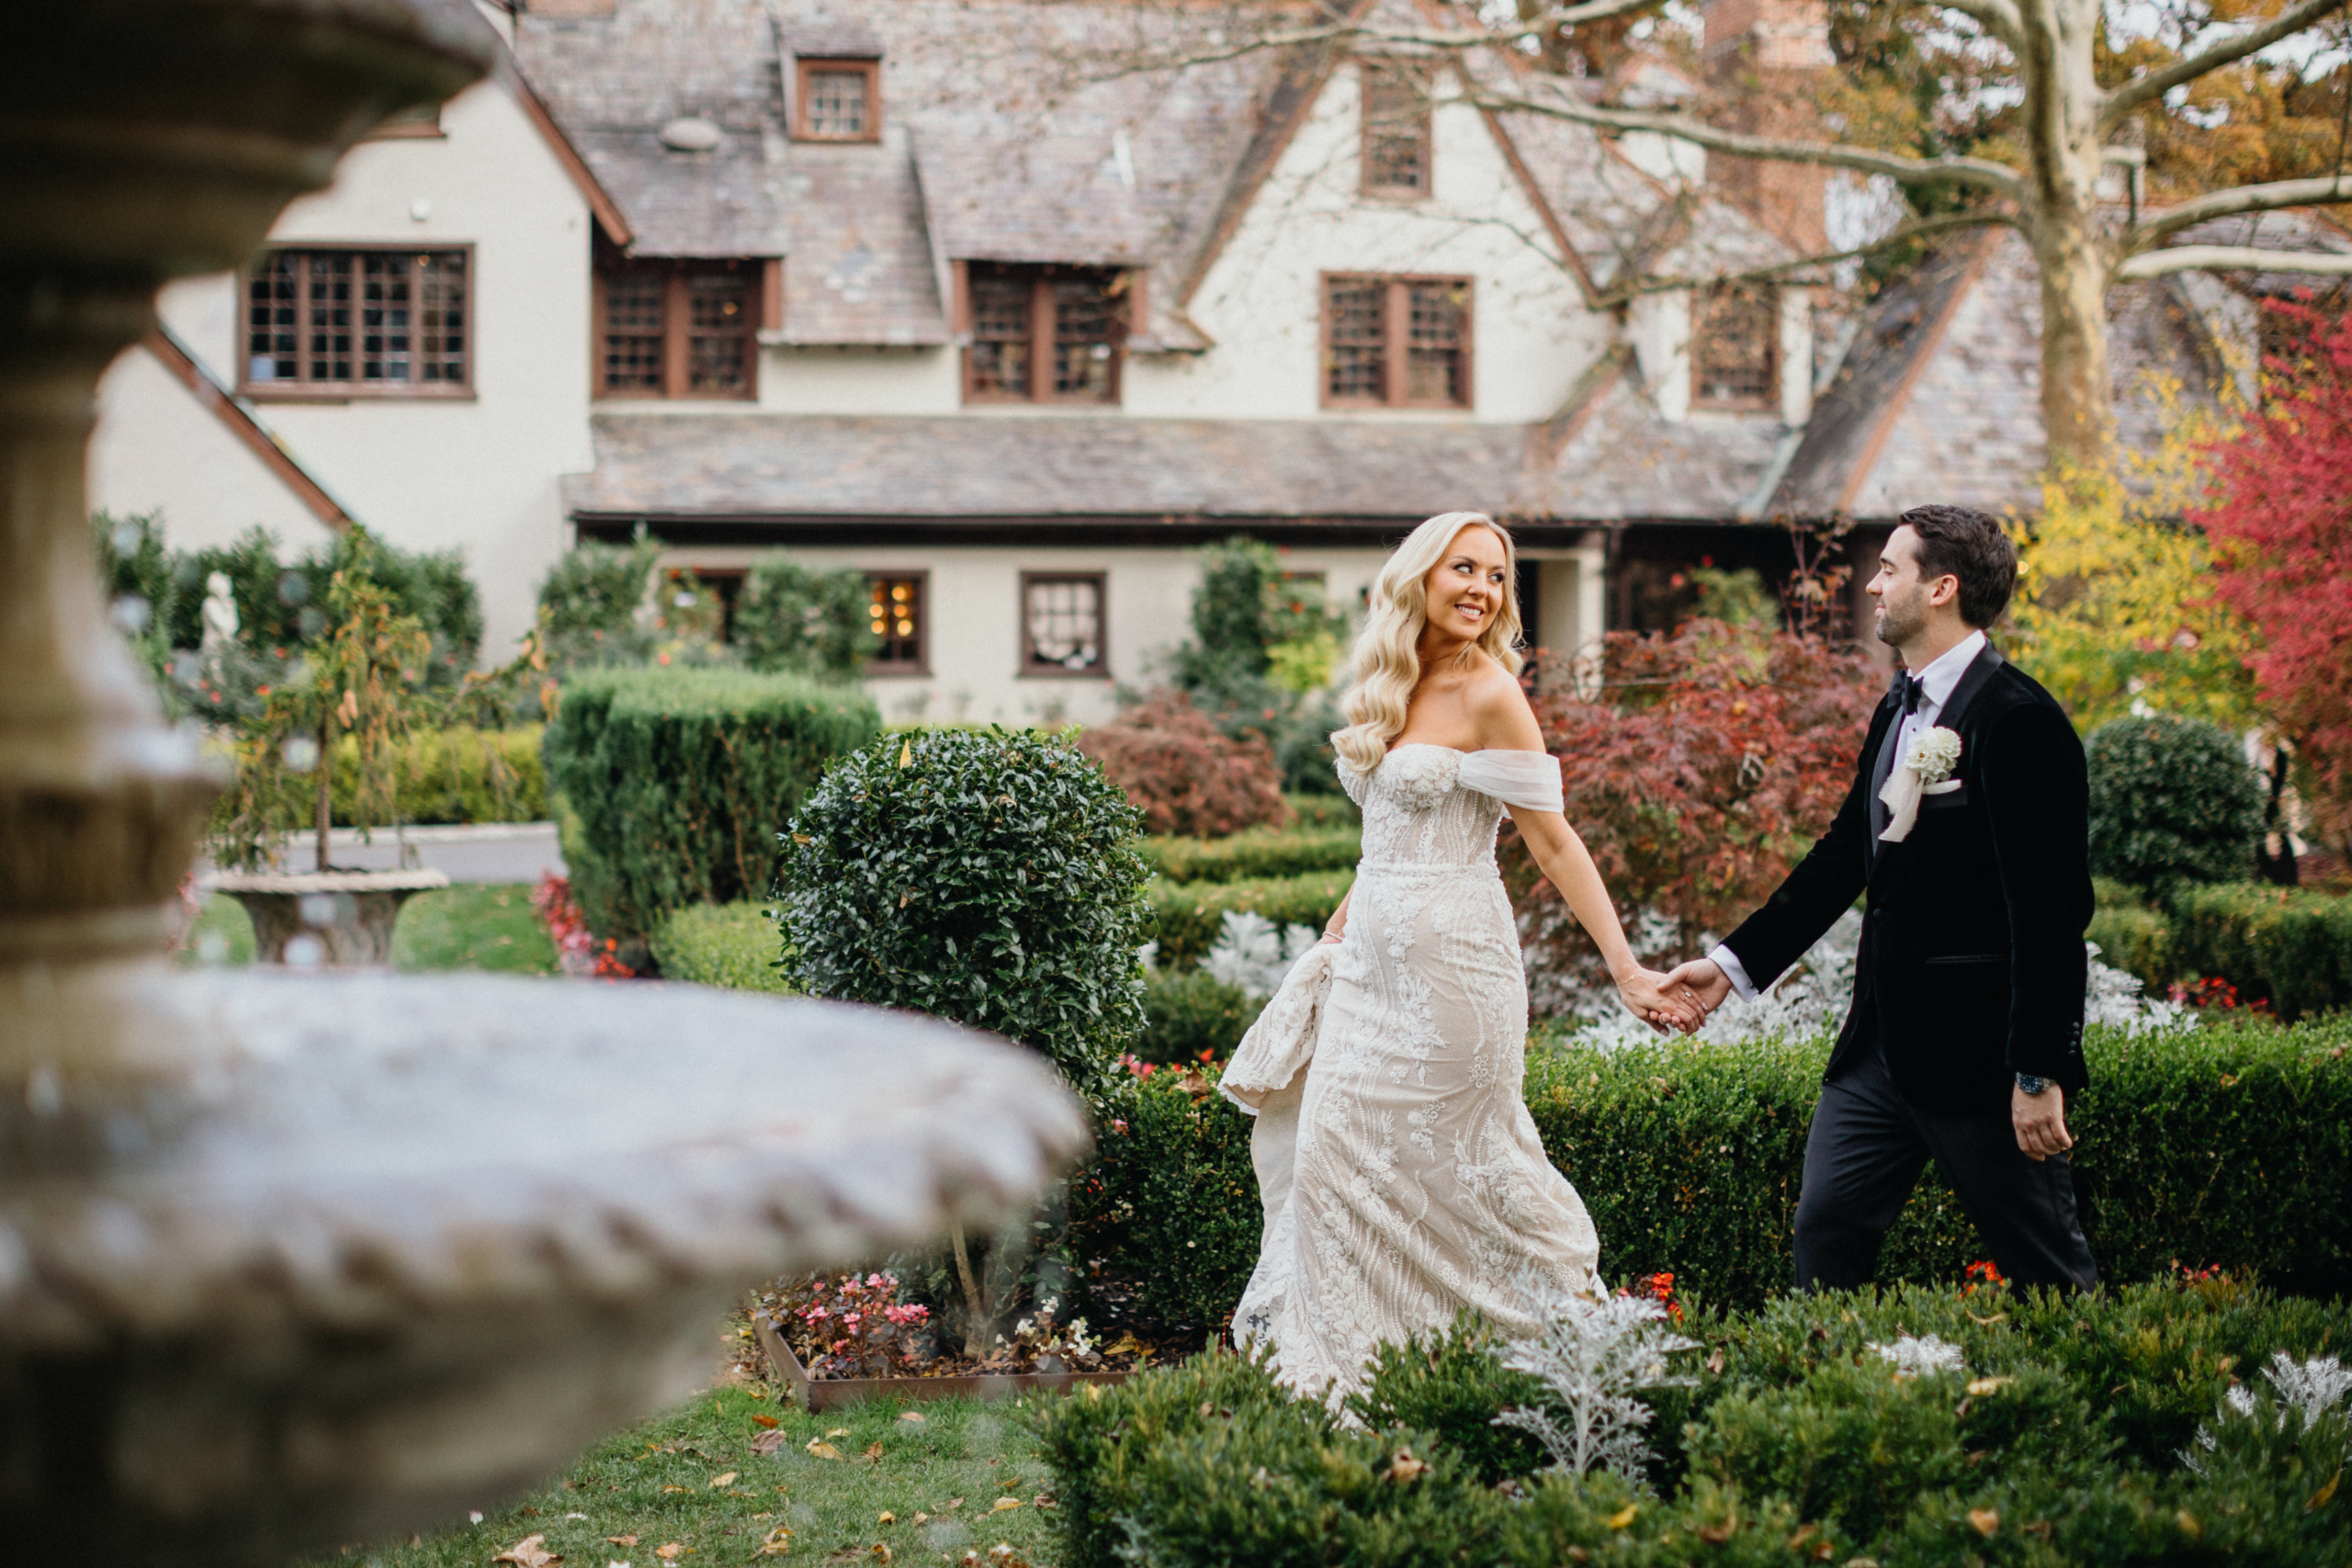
[1866,642,2005,886]
[1936,642,2006,738]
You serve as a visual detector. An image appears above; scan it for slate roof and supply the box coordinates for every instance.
[1772,211,2352,520]
[565,412,1544,522]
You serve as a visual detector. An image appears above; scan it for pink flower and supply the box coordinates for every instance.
[866,1272,888,1289]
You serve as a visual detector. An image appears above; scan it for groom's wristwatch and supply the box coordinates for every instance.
[2016,1073,2052,1096]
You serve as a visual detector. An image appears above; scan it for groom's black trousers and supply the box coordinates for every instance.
[1794,1049,2099,1293]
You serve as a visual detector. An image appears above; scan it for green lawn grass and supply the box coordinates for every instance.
[181,884,559,976]
[315,1382,1067,1568]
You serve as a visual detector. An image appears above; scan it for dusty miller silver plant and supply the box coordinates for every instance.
[2183,1351,2351,1474]
[1492,1276,1699,1484]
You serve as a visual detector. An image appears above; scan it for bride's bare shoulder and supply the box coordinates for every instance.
[1461,654,1543,750]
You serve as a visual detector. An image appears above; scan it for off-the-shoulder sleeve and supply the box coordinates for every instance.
[1458,750,1564,813]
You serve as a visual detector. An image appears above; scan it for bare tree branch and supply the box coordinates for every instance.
[2125,175,2352,248]
[1934,0,2025,51]
[2115,244,2352,279]
[1590,209,2013,304]
[2099,0,2350,126]
[1082,2,1668,81]
[1470,89,2027,193]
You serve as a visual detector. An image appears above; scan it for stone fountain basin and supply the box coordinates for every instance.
[0,972,1089,1568]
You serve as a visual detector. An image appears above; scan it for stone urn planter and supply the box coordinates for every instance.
[204,866,452,964]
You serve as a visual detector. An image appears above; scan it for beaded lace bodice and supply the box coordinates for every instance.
[1224,744,1600,1402]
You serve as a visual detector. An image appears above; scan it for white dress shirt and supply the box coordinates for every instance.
[1707,629,1987,1002]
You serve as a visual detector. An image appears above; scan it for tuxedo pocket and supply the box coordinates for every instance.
[1919,783,1970,812]
[1925,953,2003,966]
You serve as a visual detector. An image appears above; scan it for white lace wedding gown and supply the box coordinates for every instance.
[1221,745,1601,1401]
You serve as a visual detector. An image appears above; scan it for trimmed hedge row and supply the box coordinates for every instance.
[1140,824,1360,885]
[1146,869,1352,969]
[544,667,879,944]
[1037,1280,2352,1568]
[648,899,790,992]
[231,725,548,828]
[1075,1017,2352,1325]
[2087,881,2352,1017]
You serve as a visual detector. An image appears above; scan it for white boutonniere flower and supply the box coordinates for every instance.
[1880,725,1963,842]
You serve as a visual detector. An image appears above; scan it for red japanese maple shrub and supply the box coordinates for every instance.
[1079,689,1292,838]
[1516,620,1879,995]
[2196,301,2352,855]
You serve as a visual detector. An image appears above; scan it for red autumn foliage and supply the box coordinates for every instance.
[1079,689,1292,838]
[1516,620,1879,981]
[2196,301,2352,854]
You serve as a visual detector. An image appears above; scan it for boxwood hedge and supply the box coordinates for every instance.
[1035,1278,2352,1568]
[2085,881,2352,1018]
[1140,825,1361,885]
[1146,869,1352,969]
[542,666,878,945]
[1074,1017,2352,1325]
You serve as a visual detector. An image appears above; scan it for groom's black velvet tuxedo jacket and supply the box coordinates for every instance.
[1720,644,2094,1116]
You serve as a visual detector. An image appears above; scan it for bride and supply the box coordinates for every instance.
[1221,511,1700,1401]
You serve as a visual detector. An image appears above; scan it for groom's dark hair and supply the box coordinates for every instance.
[1898,504,2016,629]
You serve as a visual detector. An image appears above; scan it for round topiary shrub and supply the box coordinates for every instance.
[2086,715,2262,892]
[775,727,1152,1089]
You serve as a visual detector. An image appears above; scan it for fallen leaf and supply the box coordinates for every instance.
[2307,1470,2340,1510]
[654,1546,684,1562]
[752,1527,792,1558]
[942,1498,964,1512]
[605,1539,638,1549]
[877,1509,896,1524]
[494,1535,560,1568]
[752,1416,780,1430]
[897,1411,926,1425]
[910,1513,929,1526]
[871,1551,894,1564]
[661,1486,688,1495]
[1965,1310,2009,1326]
[826,1428,851,1438]
[752,1431,788,1456]
[1386,1448,1426,1483]
[1696,1509,1738,1544]
[1705,1348,1725,1375]
[709,1472,739,1489]
[1031,1495,1055,1509]
[1965,1377,2013,1396]
[806,1441,842,1461]
[1606,1505,1637,1530]
[2176,1511,2202,1540]
[1967,1508,2000,1537]
[863,1443,884,1461]
[990,1497,1023,1513]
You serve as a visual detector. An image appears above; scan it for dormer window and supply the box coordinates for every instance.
[1691,283,1778,410]
[795,58,879,141]
[1361,61,1431,197]
[960,264,1127,404]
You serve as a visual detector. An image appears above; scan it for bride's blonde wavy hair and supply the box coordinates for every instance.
[1330,511,1522,773]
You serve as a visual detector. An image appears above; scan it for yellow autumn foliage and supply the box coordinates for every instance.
[2005,380,2261,734]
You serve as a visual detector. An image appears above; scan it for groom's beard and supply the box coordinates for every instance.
[1874,591,1928,652]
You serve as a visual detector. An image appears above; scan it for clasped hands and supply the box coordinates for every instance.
[1623,956,1735,1036]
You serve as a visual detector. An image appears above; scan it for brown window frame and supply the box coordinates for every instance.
[1318,273,1473,410]
[1018,571,1110,678]
[1690,283,1781,412]
[364,102,444,140]
[593,256,759,401]
[956,263,1130,406]
[1359,60,1431,197]
[793,57,882,142]
[238,244,476,400]
[865,570,929,676]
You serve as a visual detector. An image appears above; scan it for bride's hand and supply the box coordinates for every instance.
[1618,967,1705,1034]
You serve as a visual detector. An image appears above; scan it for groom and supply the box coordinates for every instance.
[1667,505,2098,1292]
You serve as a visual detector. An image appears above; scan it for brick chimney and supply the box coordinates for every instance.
[1700,0,1830,254]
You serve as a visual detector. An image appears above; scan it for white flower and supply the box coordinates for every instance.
[1905,725,1963,784]
[1871,1334,1968,1378]
[2263,1350,2351,1426]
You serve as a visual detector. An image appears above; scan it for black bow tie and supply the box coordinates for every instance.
[1896,672,1926,715]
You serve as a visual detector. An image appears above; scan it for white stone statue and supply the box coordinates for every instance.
[199,570,241,651]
